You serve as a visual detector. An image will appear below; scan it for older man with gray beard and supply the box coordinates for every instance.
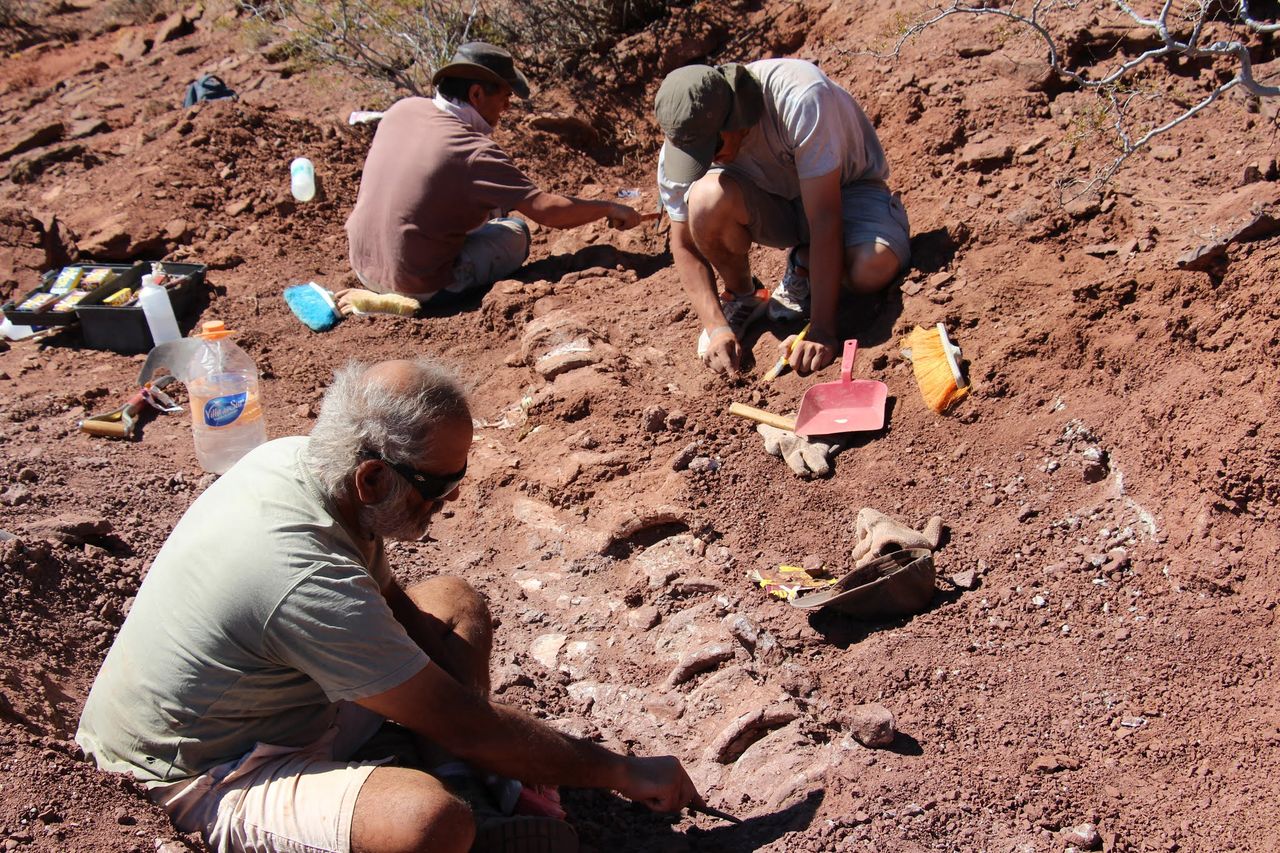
[76,358,700,853]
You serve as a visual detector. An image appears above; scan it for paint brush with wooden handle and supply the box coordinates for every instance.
[763,323,809,381]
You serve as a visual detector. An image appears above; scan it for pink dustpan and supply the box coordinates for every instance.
[794,339,888,437]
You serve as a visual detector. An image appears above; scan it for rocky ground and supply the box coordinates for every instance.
[1,1,1278,851]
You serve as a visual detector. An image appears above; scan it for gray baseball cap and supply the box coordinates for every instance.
[432,42,530,99]
[654,63,763,183]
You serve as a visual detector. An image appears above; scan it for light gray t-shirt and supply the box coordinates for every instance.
[76,437,429,785]
[658,58,890,222]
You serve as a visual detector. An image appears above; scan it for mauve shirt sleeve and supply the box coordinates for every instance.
[468,144,539,214]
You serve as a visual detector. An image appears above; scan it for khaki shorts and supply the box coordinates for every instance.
[708,167,912,265]
[150,704,388,853]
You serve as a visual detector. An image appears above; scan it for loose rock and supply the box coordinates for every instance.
[845,703,896,748]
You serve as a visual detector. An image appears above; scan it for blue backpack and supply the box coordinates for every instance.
[183,74,237,108]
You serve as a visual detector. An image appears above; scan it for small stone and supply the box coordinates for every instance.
[669,441,699,471]
[846,703,896,748]
[951,569,977,590]
[642,405,667,433]
[723,613,759,650]
[2,485,32,506]
[665,642,735,686]
[529,633,567,671]
[225,198,253,216]
[626,605,660,631]
[1150,145,1180,162]
[1062,822,1101,850]
[1017,504,1037,522]
[114,807,135,825]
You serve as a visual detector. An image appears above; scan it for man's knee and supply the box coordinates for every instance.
[355,768,475,853]
[402,789,475,853]
[687,172,745,236]
[845,243,903,294]
[406,577,491,638]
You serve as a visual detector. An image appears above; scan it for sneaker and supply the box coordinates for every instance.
[696,283,771,357]
[768,246,810,322]
[472,815,579,853]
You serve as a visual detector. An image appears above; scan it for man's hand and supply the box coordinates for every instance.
[781,333,836,375]
[701,326,742,375]
[605,203,641,230]
[617,755,704,813]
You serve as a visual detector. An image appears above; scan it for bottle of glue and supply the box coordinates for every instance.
[138,266,181,346]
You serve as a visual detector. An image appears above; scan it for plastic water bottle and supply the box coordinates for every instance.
[290,157,316,202]
[186,321,267,474]
[138,273,181,345]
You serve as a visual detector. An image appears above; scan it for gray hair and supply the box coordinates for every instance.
[306,358,471,499]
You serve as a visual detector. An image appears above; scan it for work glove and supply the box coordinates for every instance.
[757,423,845,478]
[849,507,945,565]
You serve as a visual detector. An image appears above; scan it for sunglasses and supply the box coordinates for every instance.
[362,451,467,502]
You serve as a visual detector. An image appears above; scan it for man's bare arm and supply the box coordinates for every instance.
[517,190,640,230]
[670,219,740,374]
[356,660,702,812]
[788,169,844,374]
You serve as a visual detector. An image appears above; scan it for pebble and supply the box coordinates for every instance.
[529,633,567,670]
[626,606,660,631]
[952,569,977,590]
[642,405,667,433]
[1017,504,1036,522]
[845,703,896,748]
[1062,822,1101,849]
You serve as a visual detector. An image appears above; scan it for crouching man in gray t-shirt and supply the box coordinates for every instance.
[77,358,701,853]
[655,59,911,377]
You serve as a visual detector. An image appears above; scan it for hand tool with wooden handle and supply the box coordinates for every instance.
[728,402,797,432]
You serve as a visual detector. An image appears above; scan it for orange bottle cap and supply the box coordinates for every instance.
[199,320,235,340]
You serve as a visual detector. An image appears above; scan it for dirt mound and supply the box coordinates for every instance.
[1,1,1279,851]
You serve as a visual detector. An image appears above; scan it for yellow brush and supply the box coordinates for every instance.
[763,323,809,381]
[901,323,969,413]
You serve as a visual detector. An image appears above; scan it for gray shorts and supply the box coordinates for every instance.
[449,216,531,295]
[355,216,531,298]
[709,168,911,265]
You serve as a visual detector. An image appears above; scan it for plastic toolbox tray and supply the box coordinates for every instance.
[1,262,137,329]
[75,262,207,354]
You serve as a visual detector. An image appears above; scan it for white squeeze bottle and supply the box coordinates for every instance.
[186,321,267,474]
[290,157,316,202]
[138,271,181,345]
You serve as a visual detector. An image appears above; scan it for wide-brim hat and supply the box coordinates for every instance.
[655,63,763,184]
[789,549,937,620]
[432,41,530,99]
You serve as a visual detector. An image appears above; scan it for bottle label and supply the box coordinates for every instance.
[204,392,247,427]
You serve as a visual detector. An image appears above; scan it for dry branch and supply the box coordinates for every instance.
[872,0,1280,196]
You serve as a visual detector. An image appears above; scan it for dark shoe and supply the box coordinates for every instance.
[471,815,579,853]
